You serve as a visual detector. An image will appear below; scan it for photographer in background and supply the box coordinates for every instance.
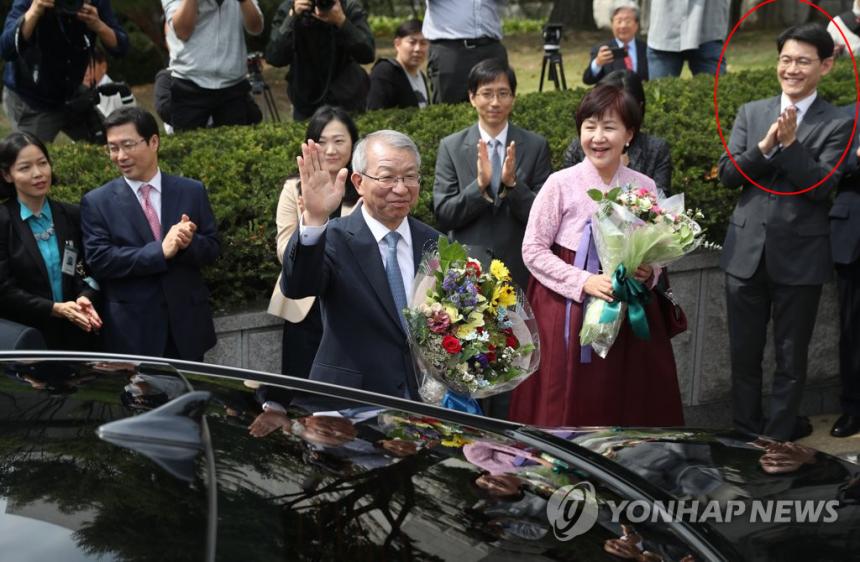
[265,0,374,120]
[0,0,129,143]
[162,0,264,131]
[582,2,647,86]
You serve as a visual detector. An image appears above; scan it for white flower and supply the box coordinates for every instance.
[638,198,653,211]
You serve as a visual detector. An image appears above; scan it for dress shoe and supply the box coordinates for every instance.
[791,416,813,440]
[830,414,860,438]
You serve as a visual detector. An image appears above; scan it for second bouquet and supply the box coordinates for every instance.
[579,185,704,358]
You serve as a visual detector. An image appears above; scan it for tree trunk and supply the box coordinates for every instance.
[549,0,596,30]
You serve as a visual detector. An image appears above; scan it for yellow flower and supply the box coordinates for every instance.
[456,310,485,338]
[490,259,511,281]
[441,434,472,448]
[492,283,517,309]
[444,305,462,323]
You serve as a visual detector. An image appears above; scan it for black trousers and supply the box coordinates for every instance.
[169,77,262,132]
[427,39,508,104]
[725,257,822,441]
[837,258,860,415]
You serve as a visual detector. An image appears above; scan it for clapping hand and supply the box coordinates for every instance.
[298,139,347,226]
[76,295,103,332]
[476,140,493,194]
[501,141,517,188]
[776,105,798,148]
[162,214,197,258]
[758,121,780,155]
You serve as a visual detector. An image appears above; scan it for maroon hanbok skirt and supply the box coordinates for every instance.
[509,246,684,428]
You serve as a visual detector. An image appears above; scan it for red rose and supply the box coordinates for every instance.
[465,260,482,275]
[486,350,497,362]
[442,335,462,354]
[506,335,519,349]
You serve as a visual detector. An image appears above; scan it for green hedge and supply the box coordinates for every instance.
[48,64,858,313]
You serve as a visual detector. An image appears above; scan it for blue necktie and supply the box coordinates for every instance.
[383,231,408,329]
[490,139,502,198]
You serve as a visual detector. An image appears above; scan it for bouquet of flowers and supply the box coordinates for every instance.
[404,236,540,409]
[579,185,704,357]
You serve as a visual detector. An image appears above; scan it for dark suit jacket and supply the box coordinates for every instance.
[583,37,648,85]
[280,207,440,398]
[433,123,552,287]
[831,104,860,266]
[367,58,429,110]
[80,174,220,360]
[718,95,853,285]
[0,198,97,349]
[562,131,673,193]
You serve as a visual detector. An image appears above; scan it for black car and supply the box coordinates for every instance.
[0,351,858,561]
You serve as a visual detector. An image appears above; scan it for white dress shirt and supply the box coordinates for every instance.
[124,169,163,222]
[298,206,416,302]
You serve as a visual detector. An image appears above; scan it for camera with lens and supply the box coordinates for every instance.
[246,51,266,95]
[310,0,336,11]
[55,0,84,15]
[542,23,563,48]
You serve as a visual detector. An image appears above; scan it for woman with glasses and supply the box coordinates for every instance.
[0,132,102,349]
[268,106,360,383]
[508,84,683,428]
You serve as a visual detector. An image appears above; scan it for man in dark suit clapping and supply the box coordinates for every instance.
[583,2,648,86]
[718,24,853,441]
[81,107,220,361]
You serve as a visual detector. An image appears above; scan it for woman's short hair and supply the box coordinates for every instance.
[0,132,58,199]
[598,69,646,119]
[575,83,642,136]
[395,19,423,39]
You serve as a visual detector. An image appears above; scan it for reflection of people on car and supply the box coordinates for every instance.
[463,440,556,475]
[603,524,696,562]
[121,373,187,410]
[472,472,525,502]
[8,361,95,395]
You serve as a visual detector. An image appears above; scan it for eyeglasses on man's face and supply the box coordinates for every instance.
[475,89,514,102]
[359,172,421,188]
[106,138,148,155]
[777,55,819,69]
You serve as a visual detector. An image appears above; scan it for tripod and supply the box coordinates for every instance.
[253,80,281,123]
[539,45,567,92]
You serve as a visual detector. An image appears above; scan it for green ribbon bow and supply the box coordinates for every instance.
[598,264,651,340]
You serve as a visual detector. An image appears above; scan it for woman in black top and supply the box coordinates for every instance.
[0,132,101,349]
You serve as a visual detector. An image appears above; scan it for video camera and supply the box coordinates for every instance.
[542,23,563,50]
[247,52,266,95]
[65,82,134,144]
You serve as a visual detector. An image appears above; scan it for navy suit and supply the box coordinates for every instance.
[80,174,220,360]
[280,206,440,399]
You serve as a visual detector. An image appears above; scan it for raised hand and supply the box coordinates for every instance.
[476,140,492,194]
[501,140,517,188]
[594,45,614,68]
[298,139,347,226]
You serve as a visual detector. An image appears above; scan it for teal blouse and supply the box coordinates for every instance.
[19,199,63,302]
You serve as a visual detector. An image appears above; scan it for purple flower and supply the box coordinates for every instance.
[475,354,490,368]
[442,270,459,292]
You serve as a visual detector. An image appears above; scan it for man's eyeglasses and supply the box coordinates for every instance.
[360,172,421,188]
[475,90,513,101]
[777,56,819,69]
[106,138,148,155]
